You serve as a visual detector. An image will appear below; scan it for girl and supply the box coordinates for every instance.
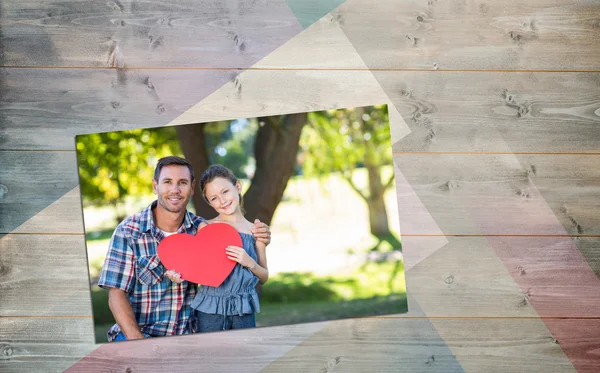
[167,164,268,332]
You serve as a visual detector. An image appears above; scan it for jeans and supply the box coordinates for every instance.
[113,331,153,341]
[195,311,256,333]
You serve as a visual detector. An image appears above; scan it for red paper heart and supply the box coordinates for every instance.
[157,223,242,287]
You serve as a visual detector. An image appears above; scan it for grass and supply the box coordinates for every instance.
[91,258,405,342]
[257,294,407,327]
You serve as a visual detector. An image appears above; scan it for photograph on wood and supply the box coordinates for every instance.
[75,104,406,344]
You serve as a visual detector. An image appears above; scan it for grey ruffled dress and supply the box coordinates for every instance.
[191,232,260,316]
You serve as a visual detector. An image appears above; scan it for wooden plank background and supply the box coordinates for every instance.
[1,0,600,372]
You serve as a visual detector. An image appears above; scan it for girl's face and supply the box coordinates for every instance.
[204,177,241,215]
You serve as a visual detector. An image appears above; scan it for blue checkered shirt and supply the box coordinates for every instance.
[98,201,205,341]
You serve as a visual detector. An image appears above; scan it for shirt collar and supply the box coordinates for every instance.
[140,200,198,233]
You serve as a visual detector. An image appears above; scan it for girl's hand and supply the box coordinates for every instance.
[165,269,183,284]
[226,246,256,270]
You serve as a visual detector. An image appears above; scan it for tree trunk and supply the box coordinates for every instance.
[175,123,216,220]
[366,165,401,250]
[366,165,390,237]
[243,113,308,225]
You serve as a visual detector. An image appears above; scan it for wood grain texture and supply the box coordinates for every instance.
[394,154,600,236]
[335,0,600,70]
[0,151,79,233]
[257,318,578,373]
[0,317,583,373]
[2,0,600,70]
[2,0,600,371]
[384,72,600,153]
[0,0,302,68]
[0,67,234,150]
[0,317,95,373]
[0,234,91,316]
[0,67,404,151]
[2,69,599,152]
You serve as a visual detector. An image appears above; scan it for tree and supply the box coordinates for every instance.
[177,114,308,225]
[243,113,308,225]
[300,105,401,251]
[76,127,181,221]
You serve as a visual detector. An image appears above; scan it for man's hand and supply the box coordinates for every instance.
[251,219,271,246]
[108,288,145,340]
[165,269,184,284]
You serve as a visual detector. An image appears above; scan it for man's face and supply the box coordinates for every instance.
[152,165,195,214]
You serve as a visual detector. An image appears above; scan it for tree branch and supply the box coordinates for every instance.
[341,171,369,202]
[383,173,396,190]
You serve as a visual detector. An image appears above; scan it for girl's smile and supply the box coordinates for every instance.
[204,177,242,216]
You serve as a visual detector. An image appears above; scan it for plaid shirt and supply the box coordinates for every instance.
[98,201,205,341]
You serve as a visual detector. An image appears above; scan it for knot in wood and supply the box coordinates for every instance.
[444,275,454,284]
[399,89,412,98]
[1,344,13,359]
[440,180,459,191]
[517,105,529,117]
[0,184,7,199]
[417,16,424,22]
[125,368,132,373]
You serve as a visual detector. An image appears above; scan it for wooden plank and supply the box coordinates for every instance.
[384,71,600,153]
[0,0,302,68]
[255,318,579,373]
[0,67,234,150]
[0,151,79,234]
[0,317,583,373]
[0,234,91,316]
[0,68,400,150]
[0,317,95,373]
[2,69,599,152]
[2,1,600,70]
[394,153,600,235]
[336,0,600,70]
[405,236,538,317]
[482,236,600,318]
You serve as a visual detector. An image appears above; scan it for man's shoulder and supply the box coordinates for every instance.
[186,210,207,227]
[115,204,153,236]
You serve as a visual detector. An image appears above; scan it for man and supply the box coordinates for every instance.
[98,156,271,341]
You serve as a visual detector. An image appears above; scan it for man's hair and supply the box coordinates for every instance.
[153,156,195,181]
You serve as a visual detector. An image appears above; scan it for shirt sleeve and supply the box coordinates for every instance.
[97,224,136,293]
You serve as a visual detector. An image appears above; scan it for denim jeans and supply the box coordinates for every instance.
[195,311,256,333]
[113,331,153,341]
